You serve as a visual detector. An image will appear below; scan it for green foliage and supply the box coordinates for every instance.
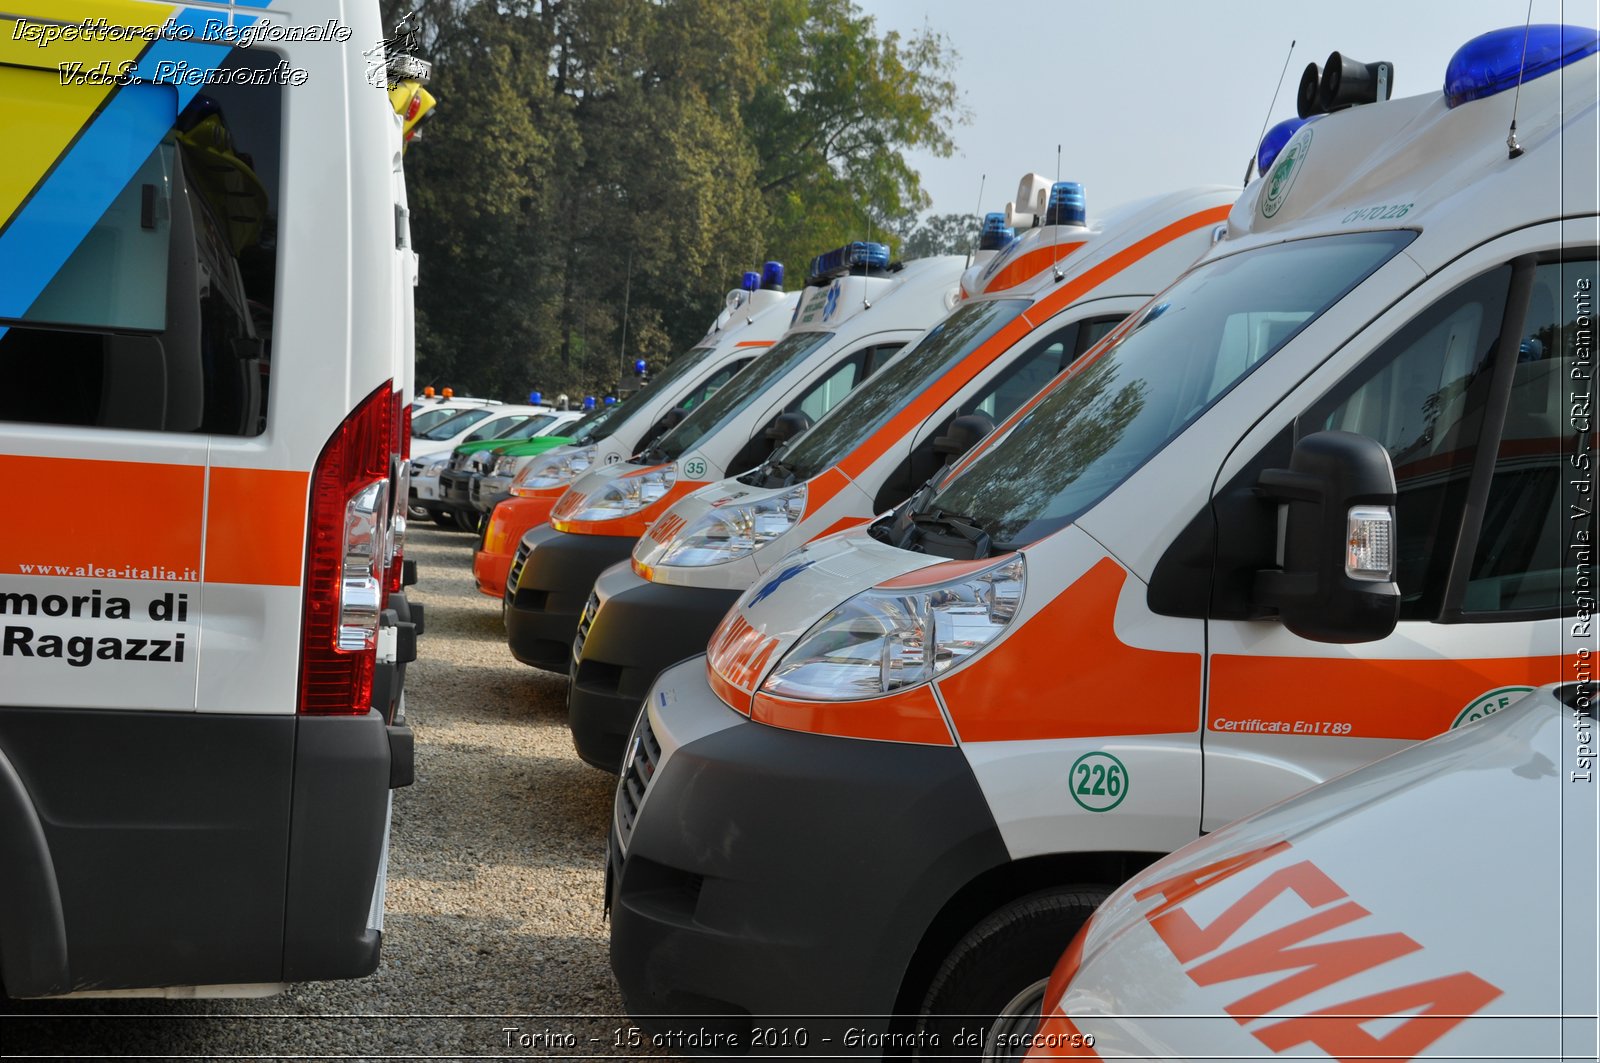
[902,212,982,259]
[383,0,961,399]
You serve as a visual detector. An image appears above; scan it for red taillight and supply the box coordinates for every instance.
[386,391,409,597]
[299,381,395,715]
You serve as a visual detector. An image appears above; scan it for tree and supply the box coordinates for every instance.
[378,0,962,398]
[901,212,982,259]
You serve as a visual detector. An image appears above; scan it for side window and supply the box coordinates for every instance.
[0,50,284,435]
[793,352,866,422]
[1463,257,1597,615]
[682,358,752,410]
[861,342,906,377]
[1303,265,1513,620]
[1075,315,1121,356]
[965,324,1078,420]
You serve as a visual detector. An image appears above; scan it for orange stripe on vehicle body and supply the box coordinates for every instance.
[838,204,1232,482]
[985,240,1087,292]
[751,686,953,745]
[1208,652,1574,741]
[811,515,871,541]
[940,205,1234,486]
[204,468,308,586]
[735,340,776,348]
[938,558,1202,742]
[707,661,751,714]
[0,455,203,578]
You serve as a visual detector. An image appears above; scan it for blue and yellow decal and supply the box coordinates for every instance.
[0,1,274,336]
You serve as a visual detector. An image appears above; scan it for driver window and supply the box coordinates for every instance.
[1302,265,1513,620]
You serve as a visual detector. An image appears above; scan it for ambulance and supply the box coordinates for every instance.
[410,394,501,435]
[0,1,422,996]
[1028,682,1596,1062]
[607,25,1597,1051]
[505,248,967,672]
[569,183,1238,771]
[472,267,797,599]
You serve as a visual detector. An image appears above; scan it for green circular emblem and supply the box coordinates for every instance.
[1069,751,1129,813]
[1261,127,1312,219]
[1450,686,1535,729]
[683,457,707,478]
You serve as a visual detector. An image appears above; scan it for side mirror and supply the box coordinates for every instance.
[1253,430,1399,644]
[933,412,996,460]
[765,410,812,444]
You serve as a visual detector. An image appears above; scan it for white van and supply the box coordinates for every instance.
[0,1,421,996]
[1030,683,1596,1062]
[568,183,1236,770]
[471,271,797,598]
[505,248,967,672]
[607,25,1597,1050]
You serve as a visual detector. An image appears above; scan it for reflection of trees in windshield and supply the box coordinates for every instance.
[936,356,1145,544]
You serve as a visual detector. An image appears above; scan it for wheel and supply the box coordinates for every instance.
[453,508,479,533]
[914,887,1109,1061]
[407,501,430,521]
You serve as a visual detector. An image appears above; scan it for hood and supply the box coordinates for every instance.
[1055,687,1591,1059]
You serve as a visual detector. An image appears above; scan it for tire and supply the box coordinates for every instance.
[432,510,456,528]
[914,887,1109,1061]
[453,508,479,533]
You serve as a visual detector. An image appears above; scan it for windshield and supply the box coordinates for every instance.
[498,413,558,440]
[413,406,477,434]
[652,331,835,461]
[921,231,1415,549]
[420,407,493,440]
[571,345,715,444]
[776,300,1030,481]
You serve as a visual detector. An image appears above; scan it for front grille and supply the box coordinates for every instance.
[506,541,531,601]
[615,711,662,851]
[573,592,599,663]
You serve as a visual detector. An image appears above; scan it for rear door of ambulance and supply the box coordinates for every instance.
[0,2,402,994]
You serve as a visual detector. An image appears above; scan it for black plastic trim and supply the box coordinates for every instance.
[505,525,635,671]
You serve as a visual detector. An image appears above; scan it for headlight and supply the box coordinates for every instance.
[655,485,807,567]
[515,445,598,491]
[465,449,494,473]
[553,463,677,523]
[492,453,520,476]
[761,555,1025,700]
[414,452,450,473]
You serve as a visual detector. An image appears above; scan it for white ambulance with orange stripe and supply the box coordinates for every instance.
[504,248,967,673]
[568,183,1236,771]
[472,267,798,599]
[1028,682,1596,1062]
[608,24,1597,1053]
[0,0,420,996]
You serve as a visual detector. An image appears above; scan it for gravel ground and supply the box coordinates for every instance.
[4,524,674,1062]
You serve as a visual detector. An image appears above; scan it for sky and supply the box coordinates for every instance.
[858,0,1592,220]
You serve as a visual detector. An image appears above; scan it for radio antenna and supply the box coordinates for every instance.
[1506,0,1535,158]
[1245,40,1297,187]
[966,172,987,267]
[1052,144,1066,281]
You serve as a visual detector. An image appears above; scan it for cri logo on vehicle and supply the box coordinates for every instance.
[1260,127,1311,219]
[1450,685,1534,729]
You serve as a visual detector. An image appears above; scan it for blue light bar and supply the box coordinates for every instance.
[1257,117,1308,175]
[529,390,543,405]
[761,261,785,290]
[808,241,891,282]
[604,396,617,406]
[742,271,761,292]
[1043,181,1086,227]
[978,212,1015,252]
[584,396,597,410]
[1445,24,1600,108]
[634,359,648,375]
